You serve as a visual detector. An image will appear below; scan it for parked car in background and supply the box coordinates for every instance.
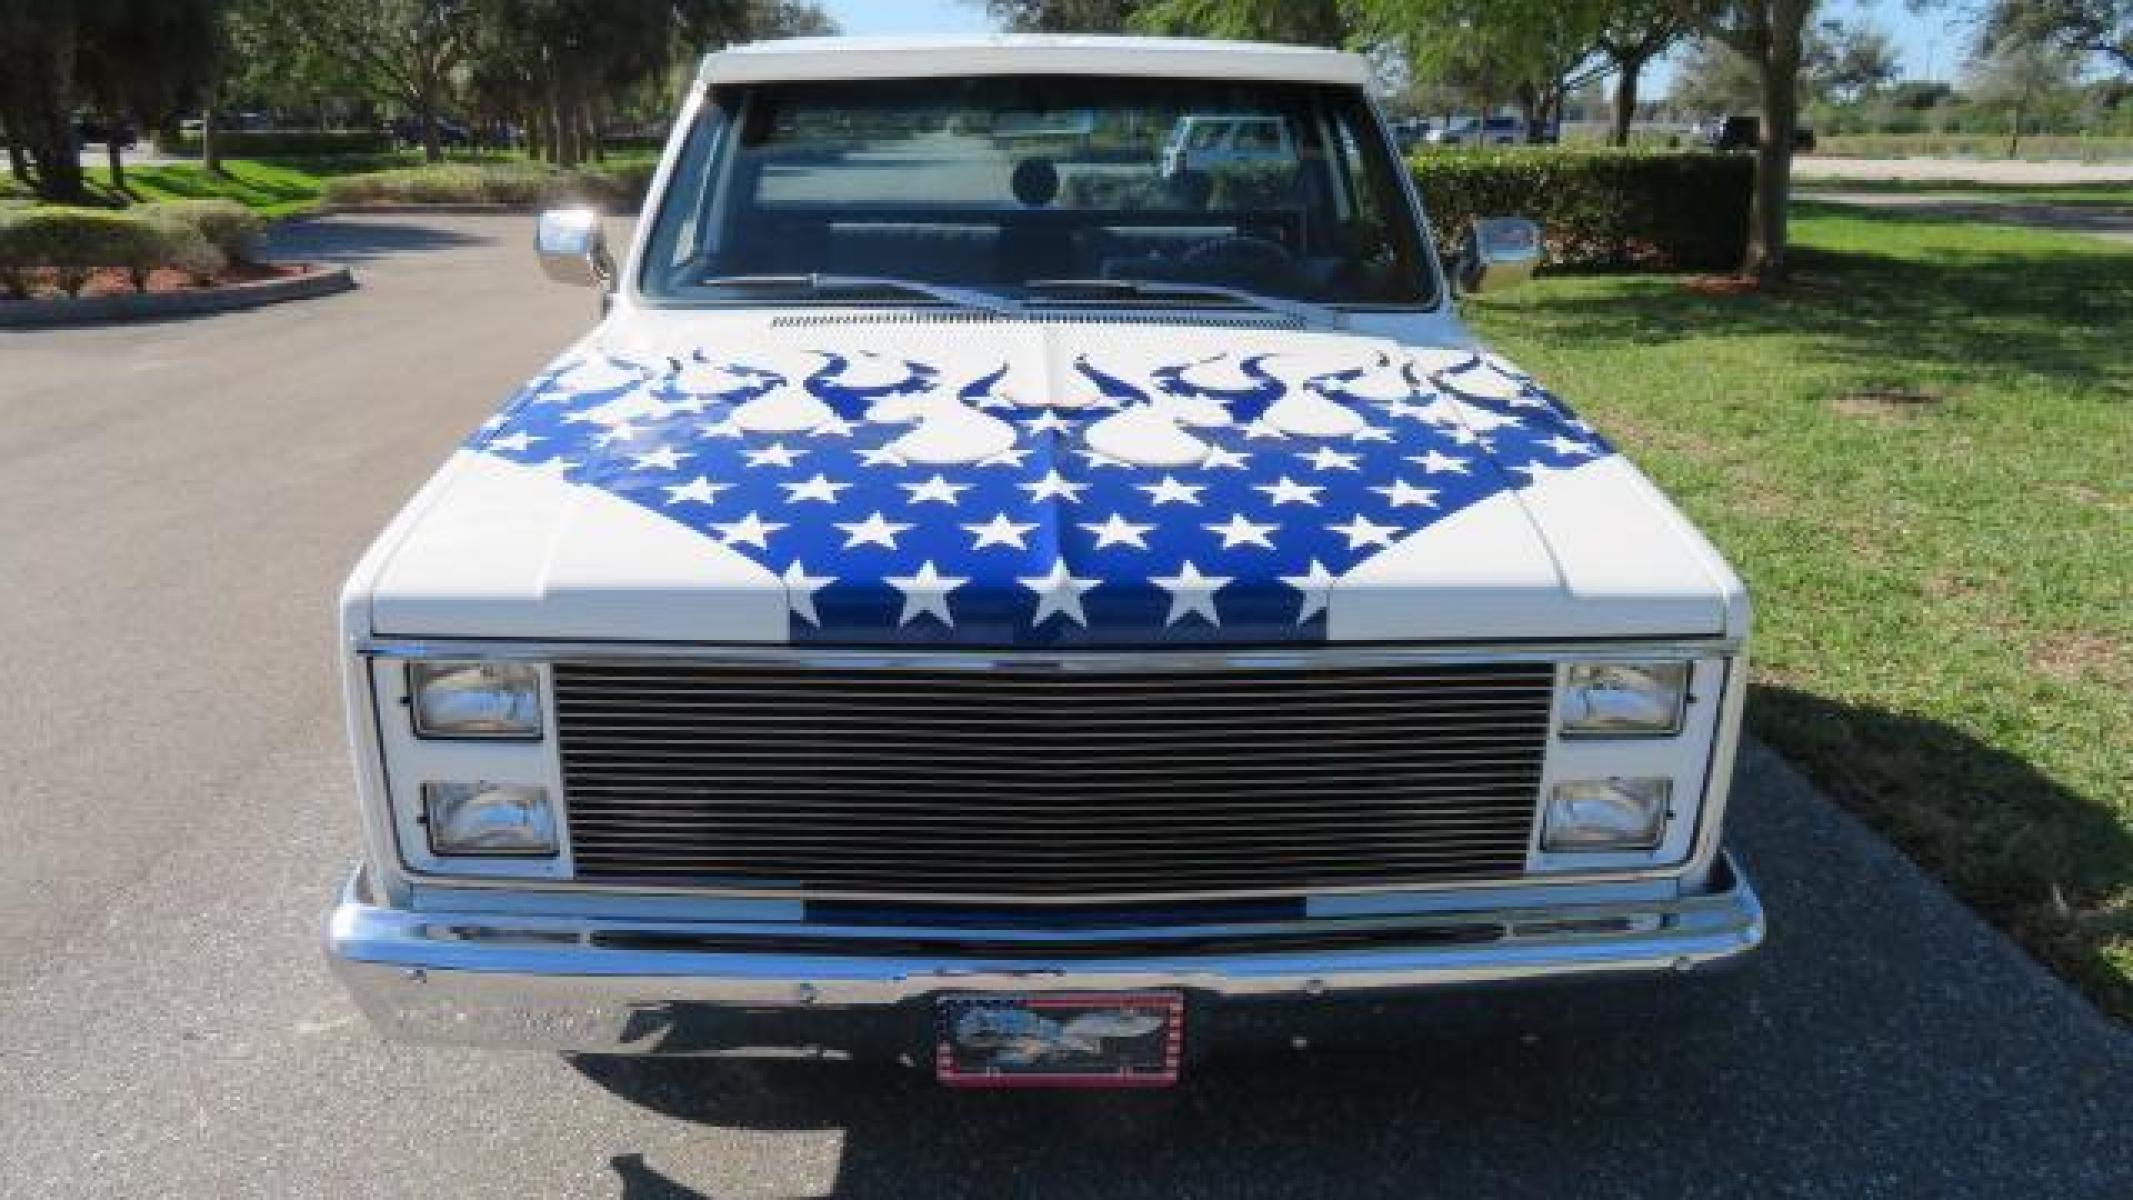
[1160,112,1296,177]
[1702,114,1816,154]
[74,116,138,149]
[1390,117,1433,152]
[1424,115,1556,147]
[326,34,1762,1089]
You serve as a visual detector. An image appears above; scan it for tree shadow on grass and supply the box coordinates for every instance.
[1502,201,2133,397]
[1748,682,2133,1021]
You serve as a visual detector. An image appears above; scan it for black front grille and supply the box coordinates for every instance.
[554,660,1553,900]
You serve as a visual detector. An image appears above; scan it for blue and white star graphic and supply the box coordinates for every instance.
[465,340,1613,645]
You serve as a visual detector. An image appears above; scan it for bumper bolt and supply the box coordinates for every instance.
[1303,977,1326,996]
[1672,956,1694,974]
[796,982,819,1005]
[403,968,427,984]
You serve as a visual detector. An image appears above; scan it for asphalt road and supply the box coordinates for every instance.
[2,213,2130,1199]
[1795,156,2133,184]
[1805,190,2133,245]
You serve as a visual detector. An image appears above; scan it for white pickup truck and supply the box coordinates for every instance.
[326,34,1761,1087]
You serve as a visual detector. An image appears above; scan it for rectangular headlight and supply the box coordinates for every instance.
[423,782,557,856]
[1543,778,1671,852]
[1559,661,1688,737]
[410,661,542,739]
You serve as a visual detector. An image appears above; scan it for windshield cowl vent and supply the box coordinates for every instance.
[769,311,1303,331]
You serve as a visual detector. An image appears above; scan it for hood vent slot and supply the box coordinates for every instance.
[769,311,1303,331]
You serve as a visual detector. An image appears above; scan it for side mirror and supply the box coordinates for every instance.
[1457,216,1543,295]
[535,207,613,288]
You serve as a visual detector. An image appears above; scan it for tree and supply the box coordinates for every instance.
[1816,18,1898,103]
[251,0,478,162]
[1356,0,1618,139]
[983,0,1148,31]
[1986,0,2132,76]
[1967,34,2084,156]
[1596,0,1688,145]
[76,0,225,192]
[0,0,88,201]
[1131,0,1352,46]
[1673,0,1821,280]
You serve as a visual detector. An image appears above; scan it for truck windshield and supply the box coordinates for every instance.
[639,75,1435,309]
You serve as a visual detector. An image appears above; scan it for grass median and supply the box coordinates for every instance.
[1467,205,2133,1019]
[2,151,656,217]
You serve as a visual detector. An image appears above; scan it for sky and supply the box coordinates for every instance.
[818,0,1970,85]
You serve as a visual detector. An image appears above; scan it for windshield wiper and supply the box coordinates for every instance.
[696,273,1020,318]
[1023,278,1346,330]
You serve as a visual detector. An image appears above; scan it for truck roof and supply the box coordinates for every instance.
[697,34,1370,88]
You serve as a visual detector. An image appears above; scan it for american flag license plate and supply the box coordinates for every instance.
[934,992,1184,1088]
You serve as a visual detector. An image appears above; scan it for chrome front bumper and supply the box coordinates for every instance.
[326,855,1763,1055]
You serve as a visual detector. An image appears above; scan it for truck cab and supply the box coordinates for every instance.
[326,34,1760,1087]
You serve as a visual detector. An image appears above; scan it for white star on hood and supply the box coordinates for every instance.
[1330,513,1400,551]
[1281,558,1337,624]
[781,473,850,504]
[662,475,728,506]
[1203,513,1279,549]
[962,512,1037,550]
[1150,561,1230,627]
[782,560,834,627]
[836,511,914,550]
[887,560,967,627]
[1020,560,1100,628]
[715,511,785,550]
[1021,470,1088,503]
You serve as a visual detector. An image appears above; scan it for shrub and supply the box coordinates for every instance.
[156,129,393,158]
[0,206,231,297]
[319,160,655,211]
[0,208,159,295]
[150,199,267,264]
[143,213,228,285]
[1410,148,1753,272]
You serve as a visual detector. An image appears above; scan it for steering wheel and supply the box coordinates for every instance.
[1181,234,1295,271]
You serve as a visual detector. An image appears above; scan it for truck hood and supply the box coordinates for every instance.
[357,316,1742,646]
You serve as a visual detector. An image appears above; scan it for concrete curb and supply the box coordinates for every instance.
[0,264,356,329]
[316,202,525,215]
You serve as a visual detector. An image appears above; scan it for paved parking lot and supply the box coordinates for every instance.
[1,213,2129,1198]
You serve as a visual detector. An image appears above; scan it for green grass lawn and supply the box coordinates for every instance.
[1467,205,2133,1019]
[3,149,647,217]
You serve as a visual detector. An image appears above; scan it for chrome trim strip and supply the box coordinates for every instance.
[357,636,1742,671]
[326,853,1763,1053]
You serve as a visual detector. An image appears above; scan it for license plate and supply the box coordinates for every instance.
[935,992,1184,1088]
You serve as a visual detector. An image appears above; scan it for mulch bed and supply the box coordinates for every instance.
[4,261,311,301]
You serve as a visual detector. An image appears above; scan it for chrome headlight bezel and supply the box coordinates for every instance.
[422,780,559,858]
[408,661,545,740]
[1557,661,1690,739]
[1541,777,1672,853]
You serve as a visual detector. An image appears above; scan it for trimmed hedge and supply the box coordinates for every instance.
[1411,149,1753,272]
[320,160,656,211]
[148,199,267,264]
[156,129,394,158]
[0,201,265,297]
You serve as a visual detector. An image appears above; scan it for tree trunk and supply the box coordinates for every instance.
[1611,58,1643,148]
[2008,92,2025,158]
[7,139,27,183]
[1744,45,1802,279]
[17,17,84,203]
[202,97,223,175]
[106,135,124,195]
[419,103,443,164]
